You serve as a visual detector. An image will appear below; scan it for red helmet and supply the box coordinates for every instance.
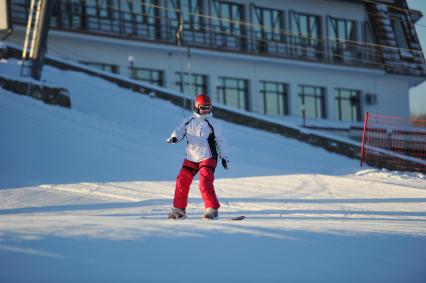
[194,94,212,114]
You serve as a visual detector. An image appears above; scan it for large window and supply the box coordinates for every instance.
[50,0,115,32]
[329,17,357,42]
[298,85,326,119]
[335,88,361,122]
[290,11,322,58]
[85,0,114,19]
[168,0,205,31]
[175,72,208,97]
[211,1,246,50]
[217,77,249,111]
[51,0,162,36]
[328,17,357,62]
[80,61,119,74]
[252,6,285,53]
[130,67,164,86]
[51,0,86,28]
[391,17,409,49]
[118,0,161,38]
[260,81,288,116]
[168,0,206,44]
[84,0,117,32]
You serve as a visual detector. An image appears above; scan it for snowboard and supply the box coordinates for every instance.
[230,215,245,221]
[141,215,245,220]
[202,215,245,221]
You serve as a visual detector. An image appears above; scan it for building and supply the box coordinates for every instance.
[8,0,426,122]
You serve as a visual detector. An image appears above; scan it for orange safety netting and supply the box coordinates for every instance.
[360,113,426,173]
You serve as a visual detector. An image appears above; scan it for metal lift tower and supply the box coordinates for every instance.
[20,0,53,80]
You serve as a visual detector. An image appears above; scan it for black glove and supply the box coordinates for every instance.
[221,158,230,170]
[166,137,178,144]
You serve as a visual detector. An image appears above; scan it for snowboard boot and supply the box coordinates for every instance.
[168,207,187,220]
[203,207,218,220]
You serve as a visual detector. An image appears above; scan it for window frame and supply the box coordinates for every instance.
[259,80,289,116]
[79,61,119,74]
[328,16,358,42]
[390,15,409,49]
[168,0,206,32]
[130,67,164,86]
[217,76,250,111]
[290,10,322,46]
[252,5,285,42]
[335,88,361,122]
[175,72,209,97]
[212,0,244,34]
[298,84,327,119]
[210,0,247,50]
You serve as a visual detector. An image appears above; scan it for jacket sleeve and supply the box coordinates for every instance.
[171,117,189,142]
[213,120,228,159]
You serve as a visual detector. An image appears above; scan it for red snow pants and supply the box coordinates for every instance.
[173,158,220,210]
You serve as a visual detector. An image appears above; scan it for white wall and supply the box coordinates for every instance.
[368,76,410,117]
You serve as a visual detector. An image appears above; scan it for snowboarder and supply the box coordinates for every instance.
[166,94,229,220]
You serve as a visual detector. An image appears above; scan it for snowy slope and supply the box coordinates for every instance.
[1,59,426,283]
[0,59,359,188]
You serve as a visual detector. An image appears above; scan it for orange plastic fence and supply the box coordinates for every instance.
[360,113,426,173]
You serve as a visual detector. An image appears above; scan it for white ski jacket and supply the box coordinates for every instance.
[170,112,228,163]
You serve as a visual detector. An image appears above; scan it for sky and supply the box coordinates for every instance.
[408,0,426,116]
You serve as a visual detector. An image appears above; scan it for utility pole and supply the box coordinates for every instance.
[176,11,187,115]
[21,0,54,80]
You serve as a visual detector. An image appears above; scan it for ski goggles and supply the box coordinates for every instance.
[199,105,212,111]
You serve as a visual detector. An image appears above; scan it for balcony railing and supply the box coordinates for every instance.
[11,0,383,69]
